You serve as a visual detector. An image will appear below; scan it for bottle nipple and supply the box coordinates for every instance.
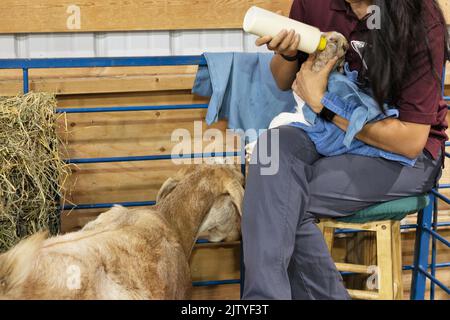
[317,37,327,51]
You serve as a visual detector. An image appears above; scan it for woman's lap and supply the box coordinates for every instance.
[267,125,442,219]
[308,147,441,219]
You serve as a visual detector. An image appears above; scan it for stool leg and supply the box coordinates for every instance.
[391,221,404,300]
[323,227,335,253]
[376,221,394,300]
[411,198,434,300]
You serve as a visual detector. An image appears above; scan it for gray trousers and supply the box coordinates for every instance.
[242,126,442,300]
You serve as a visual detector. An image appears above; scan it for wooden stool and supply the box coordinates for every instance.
[319,195,430,300]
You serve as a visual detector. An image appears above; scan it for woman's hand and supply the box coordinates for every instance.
[292,55,338,113]
[255,29,300,58]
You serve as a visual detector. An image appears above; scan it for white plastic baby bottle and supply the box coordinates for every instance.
[243,6,327,54]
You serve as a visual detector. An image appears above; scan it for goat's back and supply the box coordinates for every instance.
[0,208,191,300]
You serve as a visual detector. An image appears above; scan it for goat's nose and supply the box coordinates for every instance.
[328,43,337,52]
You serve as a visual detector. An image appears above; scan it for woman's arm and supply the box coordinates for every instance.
[255,29,301,91]
[270,53,299,91]
[292,56,432,159]
[333,116,431,159]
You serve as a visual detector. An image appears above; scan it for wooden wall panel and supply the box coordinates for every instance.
[59,111,231,159]
[0,66,199,96]
[58,93,209,158]
[57,91,241,232]
[1,0,448,34]
[439,0,450,23]
[64,161,187,205]
[192,284,240,300]
[190,243,241,282]
[446,63,450,85]
[60,112,239,209]
[189,237,243,300]
[0,0,293,34]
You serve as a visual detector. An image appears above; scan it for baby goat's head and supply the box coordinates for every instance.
[156,165,244,243]
[312,31,349,73]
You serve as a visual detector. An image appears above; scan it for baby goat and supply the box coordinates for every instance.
[246,31,349,160]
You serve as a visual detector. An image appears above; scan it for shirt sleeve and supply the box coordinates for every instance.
[397,23,446,125]
[289,0,309,66]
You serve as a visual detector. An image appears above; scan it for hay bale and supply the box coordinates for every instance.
[0,93,69,252]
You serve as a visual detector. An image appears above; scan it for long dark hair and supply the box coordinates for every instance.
[363,0,449,106]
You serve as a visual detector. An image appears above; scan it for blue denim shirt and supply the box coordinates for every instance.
[291,64,417,167]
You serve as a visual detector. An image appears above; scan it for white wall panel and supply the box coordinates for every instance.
[27,33,95,58]
[171,30,204,55]
[14,35,29,58]
[98,32,172,57]
[204,30,243,52]
[0,35,16,58]
[125,31,171,56]
[244,33,269,53]
[0,30,268,59]
[71,33,96,57]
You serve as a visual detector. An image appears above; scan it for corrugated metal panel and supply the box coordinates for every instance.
[28,33,95,58]
[0,35,16,58]
[0,31,267,58]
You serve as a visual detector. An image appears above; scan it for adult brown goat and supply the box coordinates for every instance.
[0,165,244,300]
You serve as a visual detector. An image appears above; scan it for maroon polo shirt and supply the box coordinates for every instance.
[290,0,448,160]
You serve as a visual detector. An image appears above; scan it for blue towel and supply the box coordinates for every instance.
[291,64,417,167]
[192,52,296,133]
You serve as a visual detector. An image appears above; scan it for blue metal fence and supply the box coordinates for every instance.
[411,71,450,299]
[0,55,449,299]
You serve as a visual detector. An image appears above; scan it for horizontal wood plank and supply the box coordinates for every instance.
[63,154,241,206]
[57,90,205,109]
[190,243,241,282]
[59,113,235,158]
[0,66,199,96]
[191,284,240,300]
[0,0,293,33]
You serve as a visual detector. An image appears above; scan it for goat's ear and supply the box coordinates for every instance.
[156,178,178,203]
[225,180,244,216]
